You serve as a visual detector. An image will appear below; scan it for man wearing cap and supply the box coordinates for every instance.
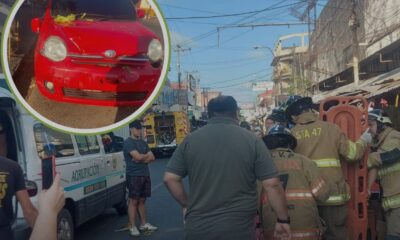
[164,95,291,240]
[0,118,38,239]
[367,109,400,239]
[123,120,157,236]
[285,95,371,239]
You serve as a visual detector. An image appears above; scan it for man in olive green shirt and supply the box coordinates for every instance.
[164,96,291,240]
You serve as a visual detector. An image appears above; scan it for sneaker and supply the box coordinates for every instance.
[129,226,140,236]
[139,223,158,231]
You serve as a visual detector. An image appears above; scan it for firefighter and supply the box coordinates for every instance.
[367,109,400,239]
[285,95,371,240]
[261,124,330,240]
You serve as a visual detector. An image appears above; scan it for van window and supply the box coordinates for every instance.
[34,123,75,159]
[0,110,17,161]
[75,136,100,155]
[101,132,124,153]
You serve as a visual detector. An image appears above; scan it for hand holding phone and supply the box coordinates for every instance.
[42,144,56,190]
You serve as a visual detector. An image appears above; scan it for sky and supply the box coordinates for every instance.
[157,0,327,105]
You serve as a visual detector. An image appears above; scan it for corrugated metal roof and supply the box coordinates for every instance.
[313,67,400,103]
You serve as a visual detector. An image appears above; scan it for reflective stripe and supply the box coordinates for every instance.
[292,229,321,239]
[322,194,350,205]
[311,179,325,195]
[286,192,313,200]
[378,162,400,178]
[347,140,358,160]
[382,194,400,211]
[313,158,341,168]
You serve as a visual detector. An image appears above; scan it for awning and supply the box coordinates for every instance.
[313,67,400,103]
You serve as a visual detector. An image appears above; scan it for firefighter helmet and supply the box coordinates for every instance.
[268,107,286,123]
[262,124,297,150]
[285,95,313,120]
[368,109,392,125]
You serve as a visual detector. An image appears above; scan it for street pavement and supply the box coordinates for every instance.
[75,157,187,240]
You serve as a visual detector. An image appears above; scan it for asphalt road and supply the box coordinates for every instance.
[75,157,187,240]
[8,3,164,129]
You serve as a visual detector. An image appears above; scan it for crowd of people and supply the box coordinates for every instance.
[164,94,400,240]
[1,94,399,240]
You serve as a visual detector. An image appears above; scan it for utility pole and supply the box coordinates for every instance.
[175,45,191,113]
[174,45,191,89]
[291,45,297,94]
[201,87,210,116]
[349,0,360,87]
[313,1,320,93]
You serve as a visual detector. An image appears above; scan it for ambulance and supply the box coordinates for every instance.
[0,76,128,240]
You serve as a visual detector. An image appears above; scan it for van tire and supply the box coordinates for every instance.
[58,209,74,240]
[115,191,128,215]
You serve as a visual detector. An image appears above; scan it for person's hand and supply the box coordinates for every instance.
[273,223,291,240]
[360,128,372,145]
[38,173,65,214]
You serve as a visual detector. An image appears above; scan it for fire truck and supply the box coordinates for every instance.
[143,111,190,155]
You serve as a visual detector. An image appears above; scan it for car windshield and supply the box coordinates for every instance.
[51,0,137,21]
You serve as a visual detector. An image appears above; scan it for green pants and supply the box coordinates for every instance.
[386,208,400,237]
[318,205,348,240]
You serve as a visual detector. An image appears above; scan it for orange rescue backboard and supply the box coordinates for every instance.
[319,96,369,240]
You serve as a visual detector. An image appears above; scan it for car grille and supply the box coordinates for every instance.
[69,54,149,67]
[63,88,147,101]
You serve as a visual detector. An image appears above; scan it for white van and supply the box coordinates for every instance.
[0,76,128,240]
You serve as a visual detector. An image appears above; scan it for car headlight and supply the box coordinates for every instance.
[147,39,163,63]
[41,36,67,62]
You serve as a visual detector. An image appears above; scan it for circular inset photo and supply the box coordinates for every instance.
[1,0,170,134]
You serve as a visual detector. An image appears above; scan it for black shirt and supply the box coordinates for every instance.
[0,157,25,235]
[123,137,150,177]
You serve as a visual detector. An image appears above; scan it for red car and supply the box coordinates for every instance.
[31,0,163,106]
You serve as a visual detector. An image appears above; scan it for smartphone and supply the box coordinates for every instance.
[42,156,55,189]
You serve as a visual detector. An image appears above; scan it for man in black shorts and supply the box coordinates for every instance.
[0,121,38,239]
[123,120,157,236]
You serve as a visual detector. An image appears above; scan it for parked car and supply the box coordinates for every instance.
[31,0,163,106]
[1,77,129,240]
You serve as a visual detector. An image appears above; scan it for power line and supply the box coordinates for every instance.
[207,68,270,87]
[165,1,306,20]
[160,3,222,15]
[205,72,274,89]
[175,0,308,46]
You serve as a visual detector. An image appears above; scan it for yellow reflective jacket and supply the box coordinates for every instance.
[260,148,330,239]
[368,127,400,210]
[291,112,367,206]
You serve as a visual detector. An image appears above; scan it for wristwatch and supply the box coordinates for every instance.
[277,217,290,224]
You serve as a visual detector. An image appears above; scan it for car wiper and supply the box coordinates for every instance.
[96,16,135,21]
[74,13,110,20]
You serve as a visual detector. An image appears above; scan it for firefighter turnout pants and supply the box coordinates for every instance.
[318,205,347,240]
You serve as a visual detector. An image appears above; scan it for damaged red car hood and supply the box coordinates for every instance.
[54,20,157,56]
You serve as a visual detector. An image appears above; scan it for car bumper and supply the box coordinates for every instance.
[34,55,162,107]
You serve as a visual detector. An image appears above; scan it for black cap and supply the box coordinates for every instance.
[207,95,238,118]
[129,120,142,129]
